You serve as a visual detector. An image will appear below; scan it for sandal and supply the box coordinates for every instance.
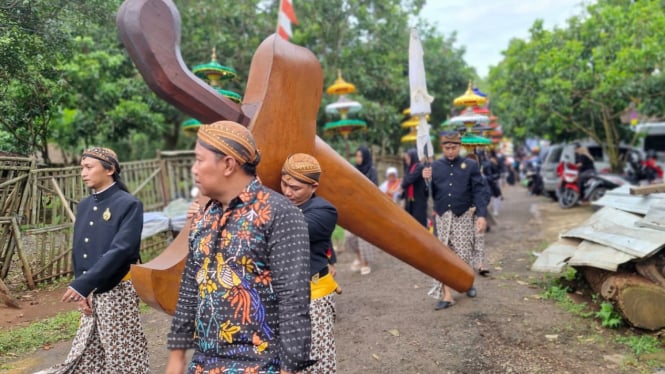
[435,300,455,310]
[478,268,491,277]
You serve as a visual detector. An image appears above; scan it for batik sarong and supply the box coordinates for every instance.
[299,293,336,374]
[35,281,149,374]
[428,209,481,299]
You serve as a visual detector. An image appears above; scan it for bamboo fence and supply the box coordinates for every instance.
[0,151,195,290]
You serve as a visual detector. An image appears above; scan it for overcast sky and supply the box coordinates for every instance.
[420,1,591,78]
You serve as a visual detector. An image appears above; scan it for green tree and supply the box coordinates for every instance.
[489,0,665,171]
[172,0,475,156]
[0,0,123,163]
[292,0,473,155]
[2,0,475,162]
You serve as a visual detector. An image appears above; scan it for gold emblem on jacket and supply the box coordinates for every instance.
[461,162,467,169]
[103,208,111,221]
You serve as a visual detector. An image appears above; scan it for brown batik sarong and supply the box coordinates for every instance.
[428,209,482,299]
[34,281,149,374]
[299,293,336,374]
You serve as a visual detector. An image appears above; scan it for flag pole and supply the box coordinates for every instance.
[276,0,283,35]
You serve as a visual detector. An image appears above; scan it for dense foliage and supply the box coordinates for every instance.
[1,0,474,164]
[489,0,665,171]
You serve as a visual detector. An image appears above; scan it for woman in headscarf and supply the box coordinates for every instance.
[379,166,402,203]
[346,146,378,275]
[354,145,378,184]
[401,148,428,227]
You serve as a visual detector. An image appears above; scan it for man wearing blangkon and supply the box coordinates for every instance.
[166,121,314,374]
[422,131,487,310]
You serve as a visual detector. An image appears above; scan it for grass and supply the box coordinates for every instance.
[0,310,80,359]
[0,300,150,366]
[616,335,661,356]
[332,225,345,250]
[538,268,665,371]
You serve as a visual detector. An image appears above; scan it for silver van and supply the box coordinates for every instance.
[541,144,564,199]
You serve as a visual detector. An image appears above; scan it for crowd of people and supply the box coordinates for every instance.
[38,122,517,373]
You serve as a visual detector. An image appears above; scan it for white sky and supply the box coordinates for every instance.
[421,0,591,78]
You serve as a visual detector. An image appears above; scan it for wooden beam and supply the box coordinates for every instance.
[50,178,76,222]
[629,183,665,195]
[10,217,35,289]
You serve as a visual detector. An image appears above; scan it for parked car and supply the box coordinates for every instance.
[541,144,565,200]
[541,142,635,199]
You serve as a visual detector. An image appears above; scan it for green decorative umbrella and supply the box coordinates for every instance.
[323,119,367,135]
[181,118,202,135]
[192,48,238,90]
[192,61,237,81]
[323,119,367,158]
[461,133,492,146]
[214,87,242,104]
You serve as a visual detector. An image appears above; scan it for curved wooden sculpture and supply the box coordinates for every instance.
[118,0,473,315]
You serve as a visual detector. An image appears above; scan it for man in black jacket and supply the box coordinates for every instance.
[422,132,487,310]
[281,153,340,373]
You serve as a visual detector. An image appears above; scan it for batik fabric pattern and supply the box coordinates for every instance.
[298,293,336,374]
[428,210,480,300]
[34,281,149,374]
[168,179,313,373]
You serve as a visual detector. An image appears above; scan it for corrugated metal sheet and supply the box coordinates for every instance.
[594,185,665,215]
[531,238,578,273]
[636,199,665,232]
[531,237,638,273]
[562,207,665,258]
[533,186,665,274]
[566,240,637,271]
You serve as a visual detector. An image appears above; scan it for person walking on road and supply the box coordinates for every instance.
[166,121,314,374]
[36,147,149,374]
[281,153,340,374]
[346,146,378,275]
[401,148,428,228]
[423,132,487,310]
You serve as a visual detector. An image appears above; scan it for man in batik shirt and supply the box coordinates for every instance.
[166,121,314,374]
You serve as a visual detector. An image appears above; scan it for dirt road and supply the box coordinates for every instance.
[3,184,651,373]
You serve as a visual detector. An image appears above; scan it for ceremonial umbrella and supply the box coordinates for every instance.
[181,118,202,135]
[408,28,434,164]
[322,119,367,159]
[461,133,492,146]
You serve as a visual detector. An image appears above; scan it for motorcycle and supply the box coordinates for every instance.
[625,150,664,185]
[524,158,543,196]
[556,160,627,209]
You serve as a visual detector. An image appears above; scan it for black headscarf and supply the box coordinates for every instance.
[355,146,373,177]
[404,148,419,172]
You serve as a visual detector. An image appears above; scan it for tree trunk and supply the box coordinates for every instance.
[583,266,665,330]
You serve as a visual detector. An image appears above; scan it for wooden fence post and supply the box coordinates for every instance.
[11,217,35,289]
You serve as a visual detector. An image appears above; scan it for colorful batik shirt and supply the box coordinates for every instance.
[168,179,313,373]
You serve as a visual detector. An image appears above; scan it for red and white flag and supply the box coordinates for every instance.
[277,0,298,40]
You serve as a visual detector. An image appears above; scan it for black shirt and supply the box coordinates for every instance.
[299,195,338,277]
[430,156,487,218]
